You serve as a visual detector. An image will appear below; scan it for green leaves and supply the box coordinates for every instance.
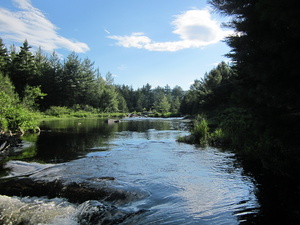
[0,73,38,132]
[22,85,47,111]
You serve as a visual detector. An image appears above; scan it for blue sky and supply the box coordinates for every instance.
[0,0,232,90]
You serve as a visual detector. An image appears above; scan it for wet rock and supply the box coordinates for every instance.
[0,177,139,204]
[62,181,129,203]
[88,176,115,181]
[76,200,147,225]
[105,119,121,124]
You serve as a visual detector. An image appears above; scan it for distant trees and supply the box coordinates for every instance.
[0,38,185,116]
[0,39,132,113]
[117,84,184,115]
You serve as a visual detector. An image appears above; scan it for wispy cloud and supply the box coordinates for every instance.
[104,28,111,34]
[0,0,89,52]
[117,64,127,70]
[108,8,232,52]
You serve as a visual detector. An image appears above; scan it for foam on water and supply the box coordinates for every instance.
[0,195,77,225]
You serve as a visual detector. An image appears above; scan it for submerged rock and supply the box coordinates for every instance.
[0,177,142,204]
[76,200,147,225]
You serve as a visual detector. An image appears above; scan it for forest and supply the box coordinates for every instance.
[1,0,299,180]
[0,38,187,128]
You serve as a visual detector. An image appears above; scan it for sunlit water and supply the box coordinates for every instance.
[0,118,260,224]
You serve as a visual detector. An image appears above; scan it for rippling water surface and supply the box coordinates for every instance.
[0,118,260,224]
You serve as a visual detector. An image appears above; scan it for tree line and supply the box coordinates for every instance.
[0,38,187,131]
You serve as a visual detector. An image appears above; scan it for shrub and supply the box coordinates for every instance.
[0,90,38,133]
[191,117,209,145]
[44,106,71,117]
[208,128,226,147]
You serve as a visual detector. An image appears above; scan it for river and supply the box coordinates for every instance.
[0,117,298,224]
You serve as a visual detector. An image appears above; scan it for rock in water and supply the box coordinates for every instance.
[76,200,146,225]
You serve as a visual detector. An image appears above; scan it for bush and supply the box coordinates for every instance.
[0,117,8,131]
[191,116,209,145]
[44,106,71,117]
[0,90,38,133]
[70,110,92,118]
[71,104,98,113]
[208,128,226,147]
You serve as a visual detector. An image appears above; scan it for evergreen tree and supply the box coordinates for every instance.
[9,40,36,97]
[34,47,48,85]
[141,83,153,110]
[117,85,135,112]
[61,52,80,106]
[38,51,63,109]
[0,38,10,74]
[170,86,184,114]
[100,86,119,113]
[77,58,97,105]
[154,95,170,114]
[90,71,105,108]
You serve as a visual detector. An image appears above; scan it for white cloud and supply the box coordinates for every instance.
[109,32,151,49]
[108,8,232,52]
[0,0,89,53]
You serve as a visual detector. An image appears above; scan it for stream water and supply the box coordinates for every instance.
[0,118,298,224]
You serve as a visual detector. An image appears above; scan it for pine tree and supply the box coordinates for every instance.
[0,38,10,74]
[9,40,36,97]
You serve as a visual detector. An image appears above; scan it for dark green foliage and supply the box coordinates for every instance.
[37,51,63,109]
[178,0,300,178]
[180,61,234,118]
[208,0,300,178]
[9,40,37,98]
[0,38,10,74]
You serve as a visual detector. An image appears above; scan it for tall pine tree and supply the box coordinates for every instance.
[9,40,36,98]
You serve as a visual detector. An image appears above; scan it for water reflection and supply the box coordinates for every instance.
[34,119,117,163]
[28,118,189,163]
